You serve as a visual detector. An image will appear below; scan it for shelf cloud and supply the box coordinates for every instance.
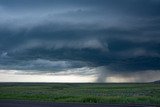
[0,0,160,82]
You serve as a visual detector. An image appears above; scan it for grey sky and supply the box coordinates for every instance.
[0,0,160,82]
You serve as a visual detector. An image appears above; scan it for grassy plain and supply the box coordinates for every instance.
[0,83,159,105]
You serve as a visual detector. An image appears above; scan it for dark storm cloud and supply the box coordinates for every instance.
[0,0,160,82]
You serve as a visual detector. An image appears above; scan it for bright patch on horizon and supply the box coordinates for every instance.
[0,70,96,83]
[0,69,160,83]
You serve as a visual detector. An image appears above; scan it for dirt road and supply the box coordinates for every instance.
[0,100,157,107]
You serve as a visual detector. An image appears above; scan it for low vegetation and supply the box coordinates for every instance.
[0,83,159,105]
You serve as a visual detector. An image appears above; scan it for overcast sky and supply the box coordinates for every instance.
[0,0,160,82]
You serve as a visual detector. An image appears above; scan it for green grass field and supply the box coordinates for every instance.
[0,83,160,105]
